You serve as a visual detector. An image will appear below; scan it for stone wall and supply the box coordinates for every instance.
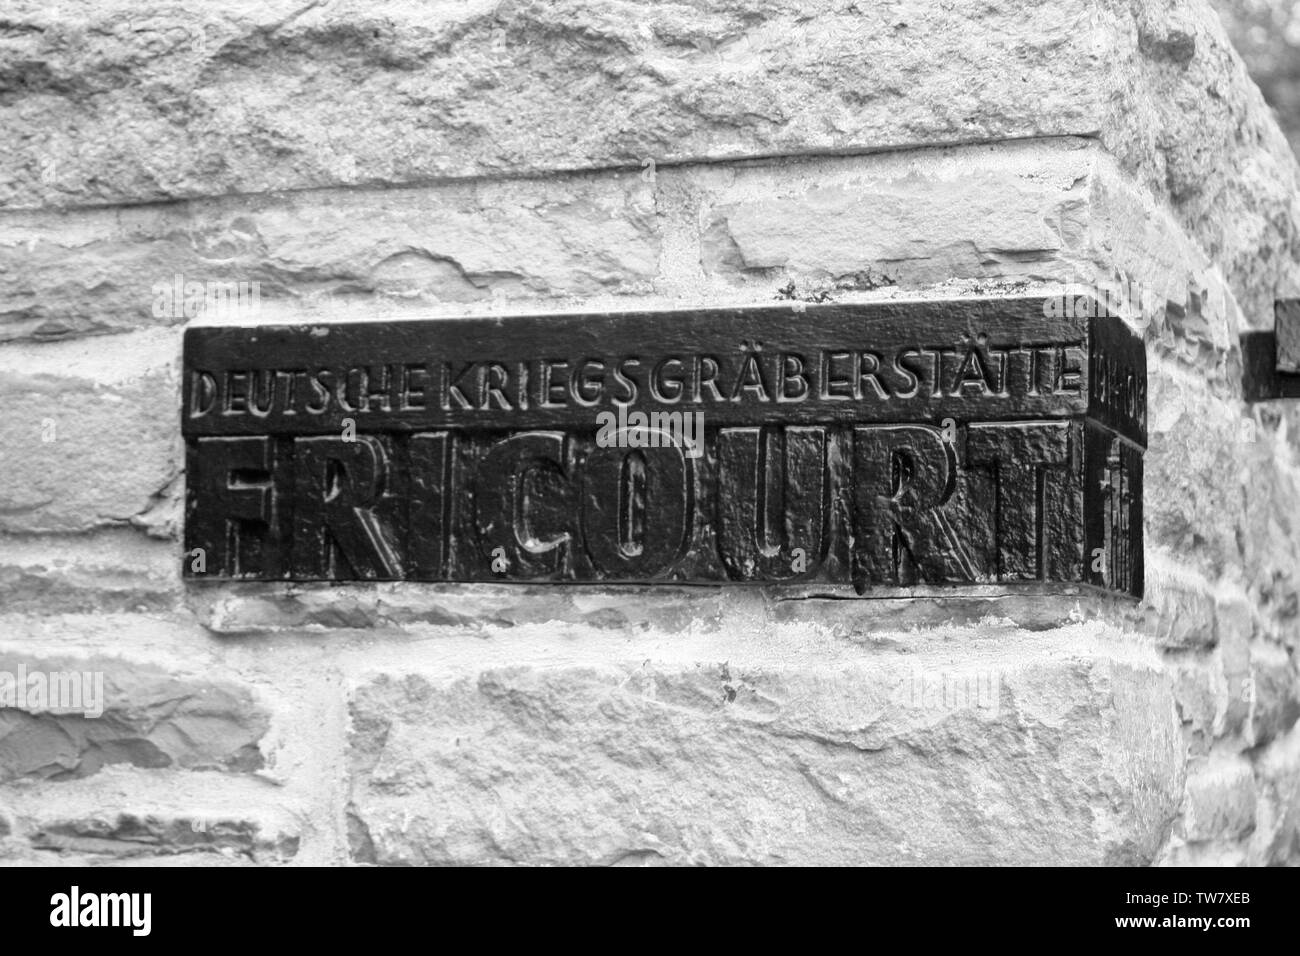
[1,0,1298,865]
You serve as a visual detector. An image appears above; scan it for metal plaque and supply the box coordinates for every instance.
[182,297,1146,596]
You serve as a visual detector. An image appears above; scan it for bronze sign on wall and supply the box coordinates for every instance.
[182,297,1146,596]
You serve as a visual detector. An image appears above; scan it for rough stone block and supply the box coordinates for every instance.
[1248,642,1300,748]
[0,176,659,341]
[1168,653,1221,755]
[1142,559,1217,649]
[0,653,268,782]
[23,813,298,864]
[0,532,179,615]
[2,0,1294,330]
[347,649,1182,865]
[698,141,1089,290]
[1184,758,1256,842]
[1218,595,1255,741]
[0,330,180,534]
[1143,367,1254,580]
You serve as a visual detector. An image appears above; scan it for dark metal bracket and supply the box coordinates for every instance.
[1243,299,1300,401]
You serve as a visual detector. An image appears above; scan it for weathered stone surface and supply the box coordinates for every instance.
[699,139,1089,290]
[0,0,1296,871]
[0,848,261,867]
[0,532,179,615]
[0,139,1106,344]
[1144,367,1258,580]
[0,176,658,341]
[693,136,1255,362]
[0,763,308,863]
[0,329,180,533]
[196,582,715,636]
[23,813,298,863]
[1109,0,1300,328]
[0,131,1256,370]
[1247,642,1300,747]
[1169,652,1221,755]
[0,131,1276,370]
[1217,595,1255,740]
[0,653,268,782]
[1236,442,1300,632]
[1142,560,1218,649]
[1183,758,1256,842]
[195,580,1148,638]
[0,0,1128,206]
[347,649,1182,865]
[3,1,1296,325]
[1250,726,1300,864]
